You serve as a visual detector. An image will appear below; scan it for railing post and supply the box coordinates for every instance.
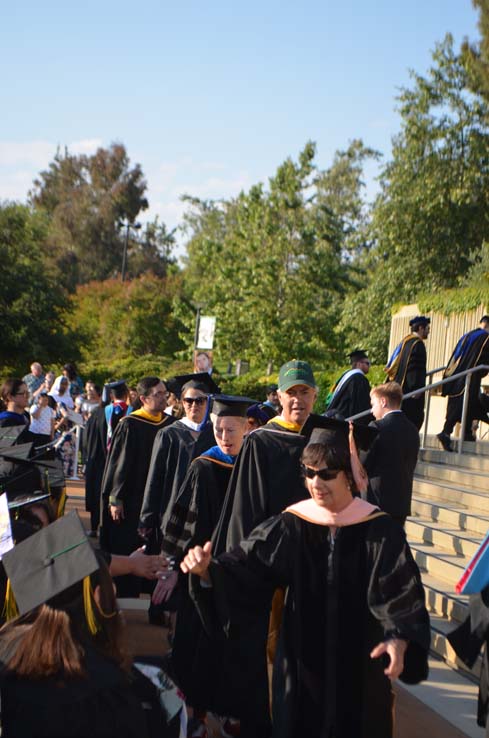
[457,374,472,456]
[422,389,431,450]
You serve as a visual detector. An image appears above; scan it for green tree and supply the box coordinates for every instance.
[342,35,489,360]
[314,139,381,259]
[0,202,73,373]
[69,274,186,364]
[29,142,149,289]
[128,217,177,279]
[182,143,351,368]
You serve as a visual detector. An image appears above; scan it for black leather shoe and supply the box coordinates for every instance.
[437,432,453,452]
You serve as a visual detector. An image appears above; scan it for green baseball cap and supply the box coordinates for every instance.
[278,360,316,392]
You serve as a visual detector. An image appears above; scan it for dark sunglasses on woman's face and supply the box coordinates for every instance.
[301,465,341,481]
[183,396,207,406]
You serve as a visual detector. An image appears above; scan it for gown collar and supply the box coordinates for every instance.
[285,497,381,527]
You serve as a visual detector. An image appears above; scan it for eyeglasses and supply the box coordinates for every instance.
[301,465,341,481]
[15,391,29,397]
[183,396,207,406]
[148,391,168,399]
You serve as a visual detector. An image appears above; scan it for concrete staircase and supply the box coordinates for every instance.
[408,439,489,685]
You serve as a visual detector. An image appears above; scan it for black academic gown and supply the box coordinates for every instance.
[100,412,174,596]
[213,421,307,554]
[325,372,372,423]
[448,587,489,734]
[0,645,171,738]
[363,411,420,522]
[191,511,430,738]
[166,454,235,710]
[139,420,215,540]
[83,405,107,529]
[390,335,427,430]
[442,329,489,436]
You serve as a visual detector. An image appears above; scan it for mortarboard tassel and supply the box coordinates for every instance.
[3,579,19,621]
[56,487,67,519]
[83,576,100,635]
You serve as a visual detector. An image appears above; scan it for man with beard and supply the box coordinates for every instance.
[100,377,173,597]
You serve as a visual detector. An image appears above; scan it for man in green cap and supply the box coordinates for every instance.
[211,360,317,738]
[214,359,317,553]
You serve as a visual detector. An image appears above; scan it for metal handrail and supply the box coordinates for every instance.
[426,365,446,378]
[347,364,489,455]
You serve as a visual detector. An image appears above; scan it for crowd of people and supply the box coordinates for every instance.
[1,316,489,738]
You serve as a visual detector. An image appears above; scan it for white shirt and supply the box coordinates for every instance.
[29,404,55,435]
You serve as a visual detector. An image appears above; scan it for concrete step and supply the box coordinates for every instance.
[425,435,489,457]
[411,496,489,536]
[400,654,484,738]
[413,478,489,513]
[430,613,481,682]
[416,461,489,492]
[410,541,467,587]
[420,447,489,473]
[420,570,468,624]
[406,518,482,559]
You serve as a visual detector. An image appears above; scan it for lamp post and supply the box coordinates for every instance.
[119,221,141,282]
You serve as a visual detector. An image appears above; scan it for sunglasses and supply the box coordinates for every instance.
[301,465,341,481]
[183,396,207,406]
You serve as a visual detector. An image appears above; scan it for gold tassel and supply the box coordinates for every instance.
[3,579,19,621]
[56,486,67,519]
[83,576,100,635]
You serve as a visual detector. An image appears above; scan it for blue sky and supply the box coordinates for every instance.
[0,1,481,241]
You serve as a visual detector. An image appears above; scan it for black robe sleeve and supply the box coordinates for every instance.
[402,339,427,394]
[191,515,290,636]
[213,429,306,553]
[100,420,133,507]
[366,517,430,684]
[139,427,173,529]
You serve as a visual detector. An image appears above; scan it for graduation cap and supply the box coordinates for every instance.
[211,395,256,417]
[172,372,220,396]
[301,414,377,452]
[101,379,128,404]
[247,402,277,423]
[409,316,430,328]
[2,511,99,616]
[348,349,369,362]
[0,426,25,448]
[0,446,64,501]
[7,491,51,511]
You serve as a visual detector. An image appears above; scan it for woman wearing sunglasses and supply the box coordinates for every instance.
[180,416,430,738]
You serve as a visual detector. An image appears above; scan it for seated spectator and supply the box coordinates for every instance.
[28,391,55,448]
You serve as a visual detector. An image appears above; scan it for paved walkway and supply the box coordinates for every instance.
[66,480,481,738]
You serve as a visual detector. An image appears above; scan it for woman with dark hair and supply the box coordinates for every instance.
[0,513,182,738]
[62,363,84,399]
[0,379,30,443]
[181,417,430,738]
